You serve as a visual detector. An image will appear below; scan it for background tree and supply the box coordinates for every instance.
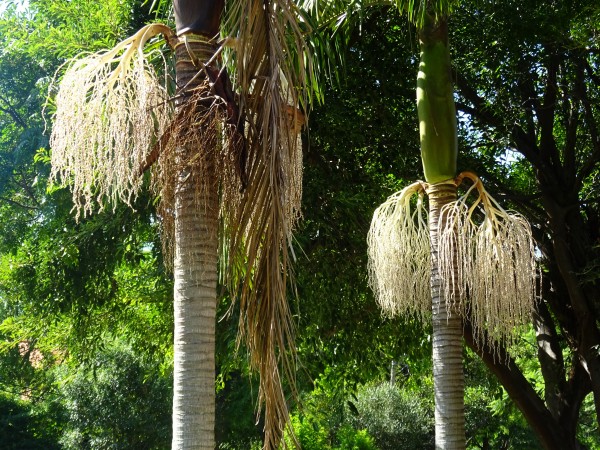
[450,0,600,447]
[0,3,175,449]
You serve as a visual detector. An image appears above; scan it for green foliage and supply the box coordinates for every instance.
[0,392,61,450]
[463,348,543,449]
[57,342,171,450]
[13,0,135,59]
[0,0,599,448]
[0,3,187,450]
[288,413,331,450]
[336,426,378,450]
[465,385,542,450]
[281,376,380,450]
[295,8,430,393]
[0,0,173,360]
[0,194,173,362]
[284,366,547,450]
[284,412,378,450]
[577,393,600,449]
[215,371,262,448]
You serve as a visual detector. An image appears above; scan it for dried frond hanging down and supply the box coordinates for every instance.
[221,1,318,448]
[49,24,175,218]
[367,181,431,323]
[438,172,537,354]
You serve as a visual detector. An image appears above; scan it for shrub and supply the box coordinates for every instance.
[58,344,171,449]
[336,425,378,450]
[347,382,434,450]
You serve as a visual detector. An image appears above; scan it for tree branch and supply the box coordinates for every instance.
[536,45,561,172]
[533,300,566,419]
[463,320,571,450]
[575,59,600,190]
[455,71,547,172]
[0,93,27,129]
[0,196,38,210]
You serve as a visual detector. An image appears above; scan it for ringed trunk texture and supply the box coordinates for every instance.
[172,39,219,450]
[427,182,465,450]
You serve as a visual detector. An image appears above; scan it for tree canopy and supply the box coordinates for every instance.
[0,0,599,449]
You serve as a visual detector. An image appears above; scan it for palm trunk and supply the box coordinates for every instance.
[172,162,218,449]
[170,2,223,447]
[427,181,465,450]
[172,39,219,450]
[416,14,464,448]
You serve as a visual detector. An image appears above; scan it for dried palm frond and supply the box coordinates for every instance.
[367,181,431,323]
[221,1,318,447]
[438,172,537,355]
[49,24,175,218]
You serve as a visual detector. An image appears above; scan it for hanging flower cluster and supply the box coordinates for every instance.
[368,172,537,353]
[49,24,174,217]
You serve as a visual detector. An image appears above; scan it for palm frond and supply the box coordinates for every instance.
[300,0,459,32]
[222,1,318,447]
[395,0,459,28]
[298,0,460,93]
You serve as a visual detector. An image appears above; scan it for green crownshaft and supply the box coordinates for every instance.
[416,18,458,184]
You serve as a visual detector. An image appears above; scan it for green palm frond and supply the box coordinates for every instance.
[299,0,460,92]
[300,0,459,31]
[397,0,459,27]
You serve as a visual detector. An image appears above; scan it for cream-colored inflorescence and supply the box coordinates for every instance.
[368,172,537,353]
[367,181,431,323]
[438,172,537,353]
[49,24,173,218]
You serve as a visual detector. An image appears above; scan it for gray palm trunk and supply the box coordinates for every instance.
[427,182,465,449]
[171,39,219,450]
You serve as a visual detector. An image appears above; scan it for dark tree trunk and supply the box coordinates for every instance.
[454,38,600,447]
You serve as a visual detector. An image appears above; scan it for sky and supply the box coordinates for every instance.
[0,0,28,15]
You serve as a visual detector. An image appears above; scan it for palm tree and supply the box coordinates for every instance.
[364,8,469,447]
[48,0,318,448]
[304,1,537,448]
[364,4,537,450]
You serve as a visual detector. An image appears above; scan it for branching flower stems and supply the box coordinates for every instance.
[367,181,431,323]
[368,171,537,354]
[49,24,176,218]
[438,171,537,354]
